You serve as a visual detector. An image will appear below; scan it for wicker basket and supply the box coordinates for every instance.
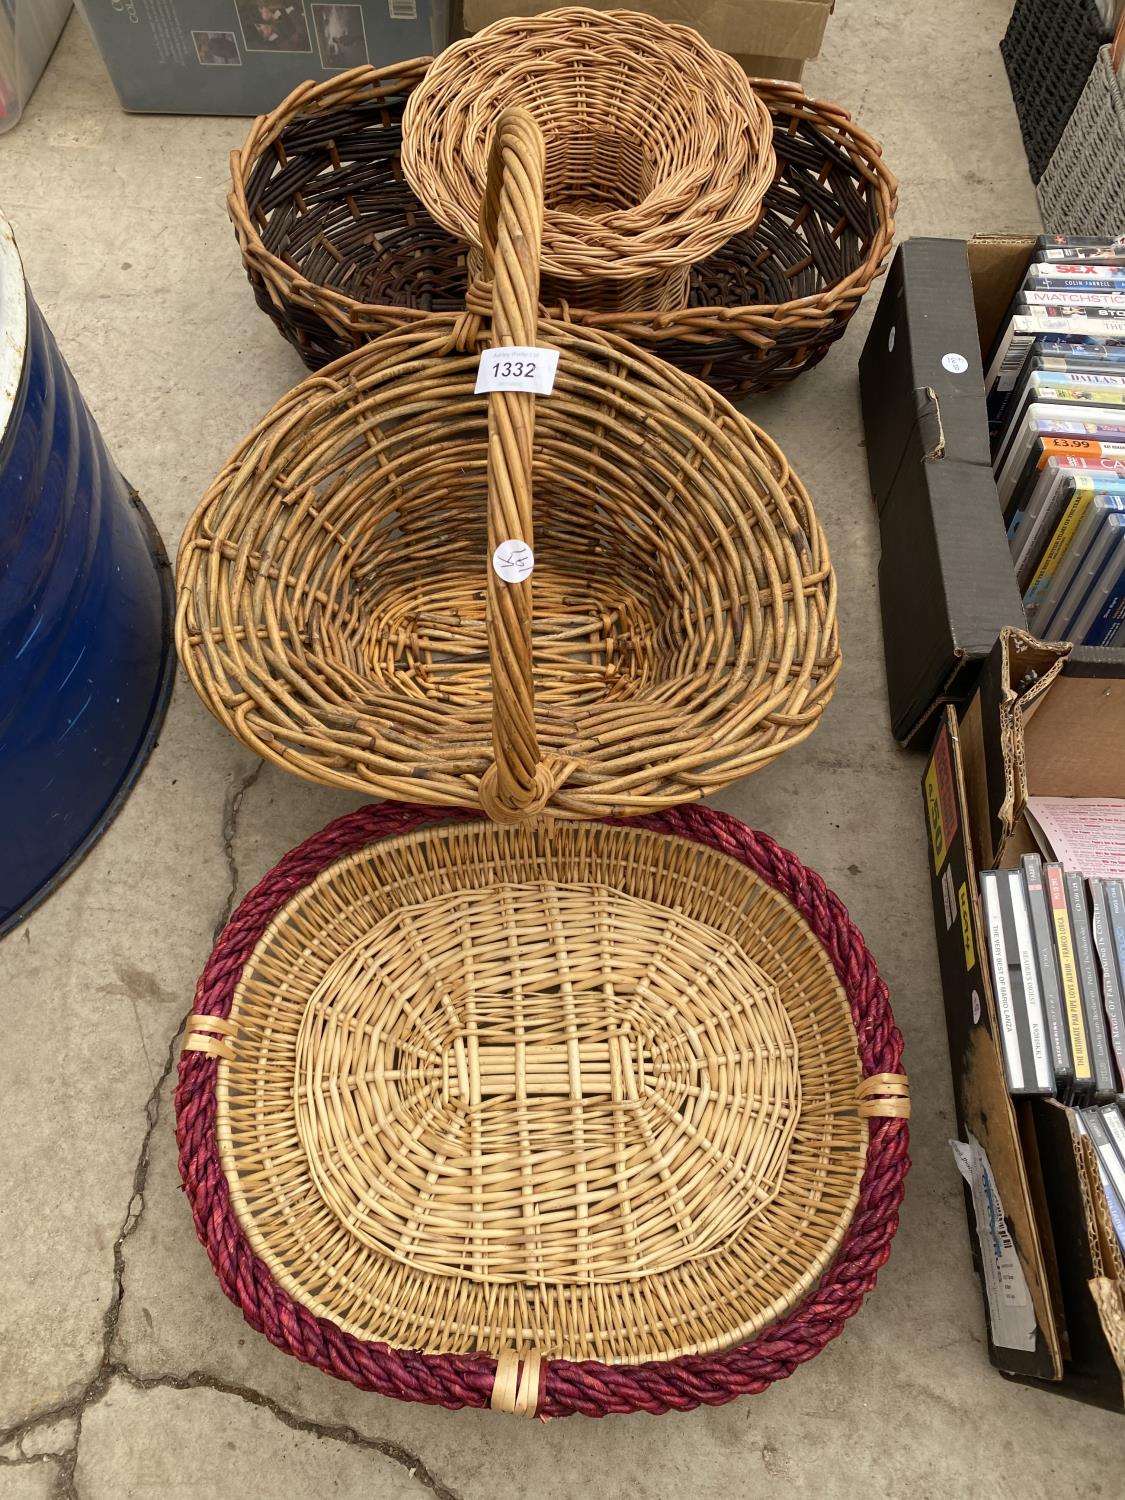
[1001,0,1108,184]
[229,64,894,396]
[177,799,910,1417]
[400,7,775,314]
[180,112,839,819]
[1038,25,1125,234]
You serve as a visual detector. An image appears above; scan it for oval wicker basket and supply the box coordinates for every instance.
[229,64,895,395]
[182,112,840,819]
[400,7,776,314]
[176,799,910,1418]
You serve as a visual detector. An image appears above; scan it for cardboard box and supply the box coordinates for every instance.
[78,1,448,115]
[459,0,834,81]
[923,628,1125,1409]
[860,235,1125,746]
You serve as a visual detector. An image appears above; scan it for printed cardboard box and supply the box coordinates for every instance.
[78,0,448,114]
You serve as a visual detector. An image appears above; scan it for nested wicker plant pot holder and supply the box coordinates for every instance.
[229,62,895,396]
[176,800,910,1418]
[399,7,776,315]
[181,113,840,820]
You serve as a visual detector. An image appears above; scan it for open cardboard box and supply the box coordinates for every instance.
[460,0,834,79]
[924,627,1125,1408]
[860,235,1125,746]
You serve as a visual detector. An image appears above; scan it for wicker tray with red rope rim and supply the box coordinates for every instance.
[175,801,909,1420]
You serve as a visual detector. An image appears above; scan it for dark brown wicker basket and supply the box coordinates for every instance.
[230,61,896,398]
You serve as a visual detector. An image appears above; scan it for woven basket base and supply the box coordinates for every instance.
[214,819,866,1365]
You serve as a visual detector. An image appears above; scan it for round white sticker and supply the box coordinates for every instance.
[971,990,982,1026]
[492,539,534,583]
[942,352,969,374]
[887,325,896,353]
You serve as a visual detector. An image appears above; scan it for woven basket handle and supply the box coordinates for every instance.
[476,111,568,822]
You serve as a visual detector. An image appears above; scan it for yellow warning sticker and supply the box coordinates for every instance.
[958,881,975,972]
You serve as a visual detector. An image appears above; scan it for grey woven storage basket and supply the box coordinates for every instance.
[1001,0,1109,183]
[1038,32,1125,234]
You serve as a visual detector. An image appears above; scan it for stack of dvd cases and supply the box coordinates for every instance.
[1076,1105,1125,1253]
[981,855,1125,1103]
[985,237,1125,645]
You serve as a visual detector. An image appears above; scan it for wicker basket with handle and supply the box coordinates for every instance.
[229,61,894,395]
[179,111,840,819]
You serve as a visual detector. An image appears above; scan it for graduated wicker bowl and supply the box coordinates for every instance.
[177,801,910,1418]
[182,112,840,820]
[229,61,896,397]
[399,7,776,314]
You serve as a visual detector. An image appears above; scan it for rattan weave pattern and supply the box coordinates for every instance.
[400,8,776,313]
[1038,42,1125,234]
[230,65,894,395]
[180,112,839,817]
[176,800,910,1417]
[207,818,866,1365]
[1001,0,1108,184]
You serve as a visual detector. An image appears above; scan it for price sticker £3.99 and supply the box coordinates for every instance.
[475,346,560,396]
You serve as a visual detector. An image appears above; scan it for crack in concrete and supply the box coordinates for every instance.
[110,1368,464,1500]
[0,755,460,1498]
[0,757,267,1499]
[213,759,264,943]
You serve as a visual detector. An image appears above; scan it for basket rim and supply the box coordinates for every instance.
[176,801,909,1418]
[227,62,898,342]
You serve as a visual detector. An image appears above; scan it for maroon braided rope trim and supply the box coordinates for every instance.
[176,801,909,1418]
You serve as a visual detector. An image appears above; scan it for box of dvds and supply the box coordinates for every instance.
[980,869,1054,1095]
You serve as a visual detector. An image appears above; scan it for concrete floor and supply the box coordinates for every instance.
[1,4,1121,1496]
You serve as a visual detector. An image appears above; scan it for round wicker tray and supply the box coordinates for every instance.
[177,800,910,1418]
[229,64,895,396]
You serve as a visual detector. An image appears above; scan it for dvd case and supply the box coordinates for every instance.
[1026,485,1125,629]
[1065,870,1116,1100]
[1071,520,1125,645]
[980,871,1053,1095]
[1090,878,1125,1094]
[1046,862,1094,1092]
[999,411,1125,522]
[1044,510,1125,639]
[1022,854,1073,1086]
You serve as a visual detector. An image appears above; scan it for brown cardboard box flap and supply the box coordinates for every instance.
[461,0,833,56]
[958,630,1070,871]
[966,235,1037,361]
